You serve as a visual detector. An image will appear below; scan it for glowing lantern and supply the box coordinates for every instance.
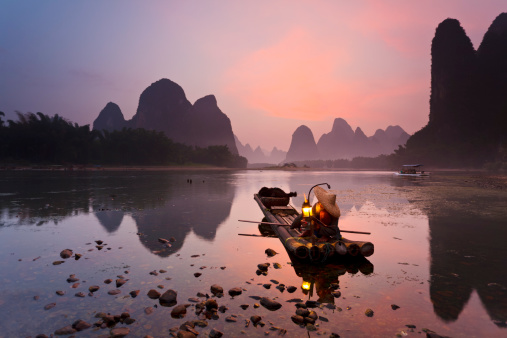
[301,281,311,291]
[302,197,312,219]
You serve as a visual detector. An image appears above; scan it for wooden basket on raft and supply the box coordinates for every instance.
[260,196,289,208]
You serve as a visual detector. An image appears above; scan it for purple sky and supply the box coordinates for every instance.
[1,1,505,151]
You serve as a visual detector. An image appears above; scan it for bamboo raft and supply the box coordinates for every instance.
[254,194,374,263]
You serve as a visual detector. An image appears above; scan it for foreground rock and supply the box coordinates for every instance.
[159,289,178,307]
[260,297,282,311]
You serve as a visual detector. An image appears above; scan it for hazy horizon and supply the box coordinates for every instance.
[1,1,505,151]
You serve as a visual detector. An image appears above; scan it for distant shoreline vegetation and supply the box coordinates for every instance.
[0,112,247,168]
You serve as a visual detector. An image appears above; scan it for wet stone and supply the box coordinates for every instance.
[291,315,305,325]
[228,287,242,297]
[209,328,223,338]
[44,303,56,310]
[225,315,237,322]
[286,286,297,293]
[265,248,278,257]
[54,325,77,335]
[391,304,400,310]
[116,279,126,287]
[218,305,228,313]
[104,279,112,284]
[72,283,80,289]
[171,304,189,318]
[145,307,154,315]
[147,289,161,299]
[159,289,178,307]
[205,299,218,311]
[130,290,140,298]
[89,285,100,293]
[262,284,271,289]
[240,304,249,310]
[108,289,121,295]
[110,327,129,337]
[56,290,65,296]
[273,263,282,269]
[60,249,73,259]
[188,297,200,302]
[72,319,91,331]
[74,253,82,260]
[75,292,86,297]
[194,273,202,278]
[67,275,79,283]
[260,297,282,311]
[210,284,223,296]
[365,308,374,317]
[332,291,342,298]
[257,263,270,271]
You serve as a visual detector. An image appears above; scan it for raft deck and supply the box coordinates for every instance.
[254,194,374,263]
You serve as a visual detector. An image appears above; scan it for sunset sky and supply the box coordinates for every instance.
[1,1,505,151]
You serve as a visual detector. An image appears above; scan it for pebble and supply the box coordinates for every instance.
[104,279,112,284]
[108,290,121,295]
[110,327,129,337]
[116,279,126,287]
[260,297,282,311]
[209,328,223,338]
[365,308,374,317]
[75,292,86,297]
[171,304,189,318]
[391,304,400,310]
[273,263,282,269]
[147,289,161,299]
[60,249,73,259]
[265,248,278,256]
[159,289,178,307]
[240,304,249,310]
[194,273,202,278]
[89,285,100,293]
[130,290,140,298]
[53,261,65,265]
[286,286,297,293]
[54,325,76,335]
[206,299,218,311]
[144,307,154,315]
[210,284,223,296]
[257,263,270,271]
[332,291,341,298]
[228,287,243,297]
[72,319,91,331]
[44,303,56,310]
[56,290,65,296]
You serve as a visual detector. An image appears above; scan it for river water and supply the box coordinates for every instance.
[0,169,505,337]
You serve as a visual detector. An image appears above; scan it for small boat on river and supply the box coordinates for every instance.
[394,164,430,177]
[254,191,374,264]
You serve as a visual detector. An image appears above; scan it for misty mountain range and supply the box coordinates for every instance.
[93,79,409,164]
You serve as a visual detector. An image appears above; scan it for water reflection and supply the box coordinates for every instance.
[290,256,374,304]
[396,177,507,328]
[428,213,507,327]
[0,171,236,257]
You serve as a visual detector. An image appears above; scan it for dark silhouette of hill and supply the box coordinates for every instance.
[285,125,320,162]
[403,13,507,168]
[93,78,238,155]
[92,102,127,132]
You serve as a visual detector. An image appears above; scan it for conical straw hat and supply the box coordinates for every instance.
[313,186,341,218]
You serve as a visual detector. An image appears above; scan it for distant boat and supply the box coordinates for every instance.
[394,164,430,177]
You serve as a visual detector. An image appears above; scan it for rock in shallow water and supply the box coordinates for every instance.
[60,249,73,259]
[260,297,282,311]
[159,289,178,307]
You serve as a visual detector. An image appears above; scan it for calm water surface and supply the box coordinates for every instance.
[0,170,506,337]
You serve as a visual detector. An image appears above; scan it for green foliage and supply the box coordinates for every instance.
[0,112,247,168]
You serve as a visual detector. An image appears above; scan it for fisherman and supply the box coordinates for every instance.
[290,186,341,242]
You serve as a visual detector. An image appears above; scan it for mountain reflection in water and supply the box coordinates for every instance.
[0,171,235,257]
